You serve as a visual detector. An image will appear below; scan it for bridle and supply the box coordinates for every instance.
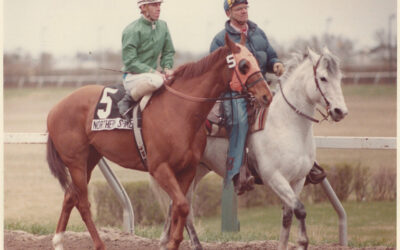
[313,56,331,110]
[279,55,330,123]
[164,50,265,103]
[232,68,264,92]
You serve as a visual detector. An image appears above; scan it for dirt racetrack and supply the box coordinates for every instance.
[5,229,394,250]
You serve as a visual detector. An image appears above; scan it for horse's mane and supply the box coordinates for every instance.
[168,47,230,82]
[280,52,307,82]
[280,49,341,82]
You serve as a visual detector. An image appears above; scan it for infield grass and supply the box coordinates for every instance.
[5,201,396,248]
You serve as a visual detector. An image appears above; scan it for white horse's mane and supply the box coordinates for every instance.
[280,49,342,83]
[279,52,307,82]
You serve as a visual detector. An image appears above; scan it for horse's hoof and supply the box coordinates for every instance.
[297,240,308,250]
[193,244,203,250]
[94,242,106,250]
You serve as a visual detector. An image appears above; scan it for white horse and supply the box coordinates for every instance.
[153,47,348,250]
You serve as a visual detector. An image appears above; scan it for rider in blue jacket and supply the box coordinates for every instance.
[210,0,284,195]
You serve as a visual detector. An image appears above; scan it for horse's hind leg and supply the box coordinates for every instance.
[160,202,173,249]
[53,186,78,250]
[185,182,203,250]
[53,147,102,250]
[69,164,105,250]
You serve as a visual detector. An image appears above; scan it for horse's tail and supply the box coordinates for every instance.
[46,136,70,191]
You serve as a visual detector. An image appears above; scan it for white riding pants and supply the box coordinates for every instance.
[123,73,164,101]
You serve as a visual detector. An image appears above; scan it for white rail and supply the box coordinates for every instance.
[4,133,396,243]
[4,133,396,149]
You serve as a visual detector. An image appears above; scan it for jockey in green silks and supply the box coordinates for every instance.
[118,0,175,119]
[210,0,285,195]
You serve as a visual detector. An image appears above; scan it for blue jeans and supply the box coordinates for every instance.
[223,92,248,182]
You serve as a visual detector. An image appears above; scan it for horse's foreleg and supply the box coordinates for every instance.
[152,162,191,250]
[278,205,293,250]
[292,179,309,250]
[160,166,207,250]
[262,171,307,250]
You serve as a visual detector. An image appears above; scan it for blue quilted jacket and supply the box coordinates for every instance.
[210,20,280,75]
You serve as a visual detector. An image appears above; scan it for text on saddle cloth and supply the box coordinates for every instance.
[91,85,151,131]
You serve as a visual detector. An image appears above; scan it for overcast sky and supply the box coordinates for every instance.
[3,0,397,57]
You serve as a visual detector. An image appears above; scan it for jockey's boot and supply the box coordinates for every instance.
[118,93,135,120]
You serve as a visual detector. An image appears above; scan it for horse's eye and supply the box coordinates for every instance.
[320,77,328,82]
[238,59,249,74]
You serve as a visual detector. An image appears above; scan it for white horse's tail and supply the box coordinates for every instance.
[149,176,170,218]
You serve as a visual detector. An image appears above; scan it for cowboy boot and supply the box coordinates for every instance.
[233,174,246,196]
[239,164,255,193]
[245,167,255,191]
[118,93,135,120]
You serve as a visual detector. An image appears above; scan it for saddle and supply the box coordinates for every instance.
[205,101,268,138]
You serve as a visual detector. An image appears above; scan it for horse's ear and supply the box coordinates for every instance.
[322,46,331,55]
[225,33,240,53]
[307,47,320,65]
[240,33,246,45]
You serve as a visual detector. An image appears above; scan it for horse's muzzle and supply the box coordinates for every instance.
[329,107,348,122]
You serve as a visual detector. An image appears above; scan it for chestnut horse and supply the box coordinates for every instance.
[46,34,273,250]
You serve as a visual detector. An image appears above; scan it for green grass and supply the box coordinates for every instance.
[193,201,396,247]
[6,201,395,248]
[4,221,86,235]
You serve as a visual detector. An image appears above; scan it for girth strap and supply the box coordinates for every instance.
[132,105,148,170]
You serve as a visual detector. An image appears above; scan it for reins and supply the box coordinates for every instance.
[279,56,330,123]
[163,83,249,102]
[101,48,265,103]
[163,51,264,103]
[100,66,252,102]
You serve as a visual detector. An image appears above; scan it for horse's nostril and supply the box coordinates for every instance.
[263,95,270,105]
[334,108,343,116]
